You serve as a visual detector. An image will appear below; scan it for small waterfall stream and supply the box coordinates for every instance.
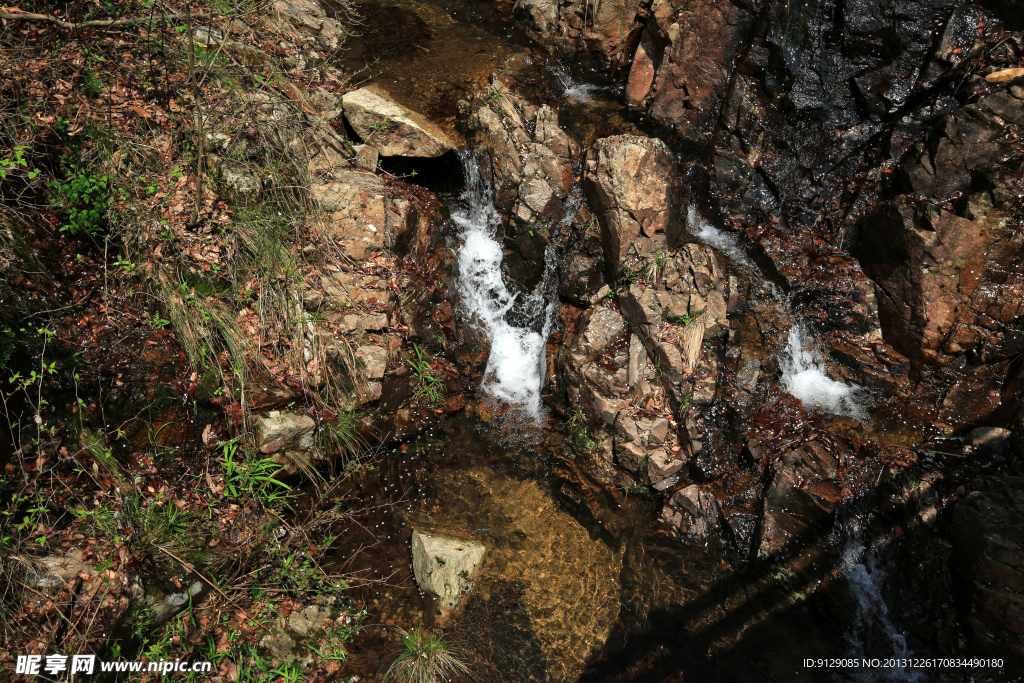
[686,207,868,419]
[453,152,556,420]
[687,207,911,675]
[837,512,922,682]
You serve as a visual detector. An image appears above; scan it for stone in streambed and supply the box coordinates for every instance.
[342,86,454,157]
[411,531,486,624]
[584,135,681,269]
[254,411,315,454]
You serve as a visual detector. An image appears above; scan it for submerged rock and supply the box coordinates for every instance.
[342,86,455,157]
[411,531,486,624]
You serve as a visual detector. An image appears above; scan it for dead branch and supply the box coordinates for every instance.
[0,9,227,31]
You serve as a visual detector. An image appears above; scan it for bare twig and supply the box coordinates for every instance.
[154,544,272,633]
[0,9,228,30]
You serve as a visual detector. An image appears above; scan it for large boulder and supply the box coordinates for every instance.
[636,0,754,146]
[950,476,1024,662]
[342,86,455,158]
[860,87,1024,367]
[411,531,486,624]
[584,135,681,272]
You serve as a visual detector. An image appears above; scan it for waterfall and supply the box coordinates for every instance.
[781,324,867,419]
[453,152,555,420]
[686,208,867,420]
[838,516,922,682]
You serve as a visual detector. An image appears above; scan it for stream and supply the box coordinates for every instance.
[310,0,1023,679]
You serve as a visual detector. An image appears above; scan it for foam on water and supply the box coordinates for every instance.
[781,324,867,419]
[453,153,554,420]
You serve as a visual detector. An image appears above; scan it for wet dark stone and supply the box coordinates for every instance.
[351,4,433,59]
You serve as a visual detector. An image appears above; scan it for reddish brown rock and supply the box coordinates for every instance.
[624,36,656,104]
[645,0,753,146]
[757,442,843,558]
[584,135,681,270]
[860,199,1024,366]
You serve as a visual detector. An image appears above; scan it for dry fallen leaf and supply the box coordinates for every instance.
[985,67,1024,83]
[202,424,215,447]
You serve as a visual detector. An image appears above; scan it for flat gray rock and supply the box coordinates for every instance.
[342,87,454,158]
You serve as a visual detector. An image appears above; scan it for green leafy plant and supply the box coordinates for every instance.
[381,626,470,683]
[51,165,111,236]
[0,146,41,181]
[566,409,596,456]
[221,439,291,504]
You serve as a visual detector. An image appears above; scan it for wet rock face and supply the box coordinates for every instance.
[757,441,843,558]
[860,87,1024,366]
[343,86,455,157]
[951,476,1024,662]
[860,199,1023,365]
[466,78,581,290]
[635,0,754,147]
[661,483,721,542]
[900,90,1024,200]
[584,135,681,273]
[508,0,644,68]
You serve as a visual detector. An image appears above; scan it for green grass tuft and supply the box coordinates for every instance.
[382,626,470,683]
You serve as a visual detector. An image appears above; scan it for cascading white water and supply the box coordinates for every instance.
[686,207,754,270]
[781,324,868,419]
[686,208,867,419]
[548,66,606,104]
[453,152,555,420]
[838,517,921,682]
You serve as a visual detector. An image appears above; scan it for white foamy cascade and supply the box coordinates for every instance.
[687,207,867,420]
[548,66,607,104]
[686,207,755,271]
[781,324,867,419]
[454,153,555,419]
